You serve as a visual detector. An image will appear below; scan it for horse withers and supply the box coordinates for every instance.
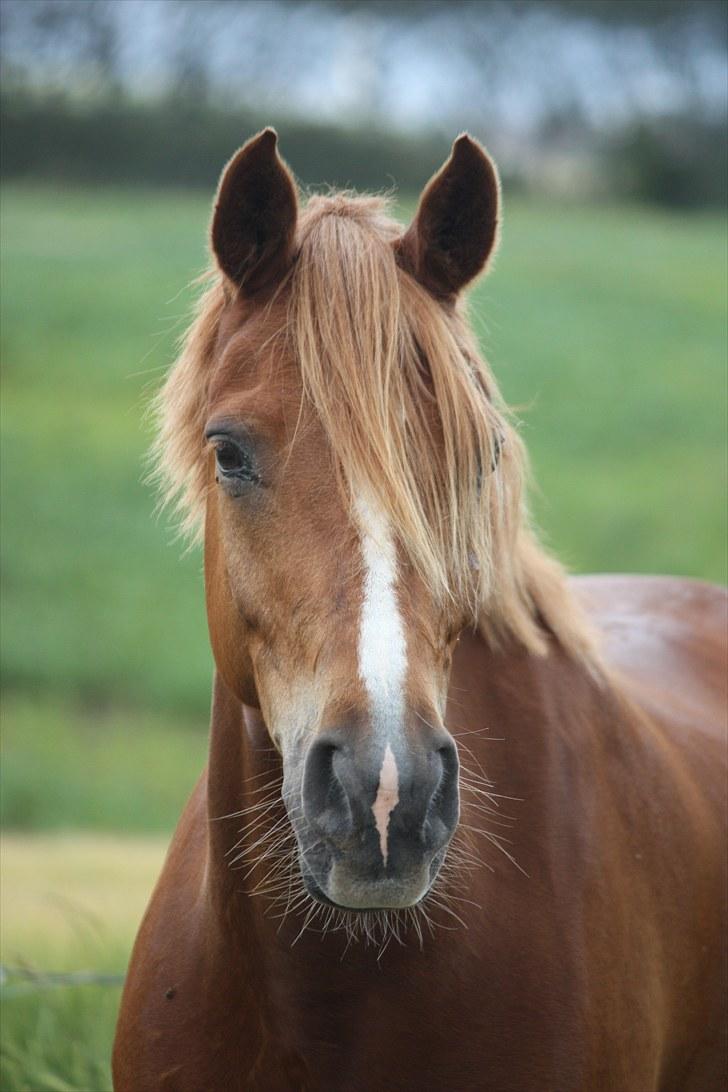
[113,130,727,1091]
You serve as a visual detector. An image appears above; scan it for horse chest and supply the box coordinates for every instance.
[245,910,591,1092]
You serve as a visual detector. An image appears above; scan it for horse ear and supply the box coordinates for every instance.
[211,128,298,295]
[397,134,500,300]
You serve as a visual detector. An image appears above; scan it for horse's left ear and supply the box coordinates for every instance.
[397,134,500,300]
[211,128,298,295]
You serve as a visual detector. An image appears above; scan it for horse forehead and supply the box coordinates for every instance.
[206,380,296,433]
[207,331,302,424]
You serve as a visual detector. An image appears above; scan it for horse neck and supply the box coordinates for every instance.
[205,673,287,913]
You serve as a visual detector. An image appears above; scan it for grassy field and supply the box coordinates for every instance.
[0,695,206,832]
[1,184,726,1090]
[1,834,166,1092]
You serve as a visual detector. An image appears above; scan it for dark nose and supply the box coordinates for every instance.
[301,720,459,872]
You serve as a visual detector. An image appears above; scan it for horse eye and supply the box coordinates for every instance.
[209,436,259,484]
[215,441,246,474]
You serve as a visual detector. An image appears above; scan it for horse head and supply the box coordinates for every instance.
[158,129,533,912]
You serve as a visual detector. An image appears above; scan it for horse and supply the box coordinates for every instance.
[113,130,727,1091]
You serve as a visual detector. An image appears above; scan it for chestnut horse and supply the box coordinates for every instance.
[113,131,726,1091]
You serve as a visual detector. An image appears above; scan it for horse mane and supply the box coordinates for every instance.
[151,192,598,667]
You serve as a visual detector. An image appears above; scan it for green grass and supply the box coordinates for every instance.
[1,986,119,1092]
[470,201,727,580]
[1,694,206,832]
[1,186,214,719]
[1,834,166,1092]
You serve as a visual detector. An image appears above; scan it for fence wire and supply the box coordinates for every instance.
[0,964,125,998]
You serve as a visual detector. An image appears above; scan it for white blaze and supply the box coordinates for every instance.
[355,492,407,724]
[355,493,407,865]
[372,744,399,866]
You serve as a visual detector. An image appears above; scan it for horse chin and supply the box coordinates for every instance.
[299,854,440,912]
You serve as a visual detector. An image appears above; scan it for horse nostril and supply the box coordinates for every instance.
[432,738,460,830]
[438,738,459,774]
[301,739,351,838]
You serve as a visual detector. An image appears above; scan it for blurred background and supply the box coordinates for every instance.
[1,1,726,1088]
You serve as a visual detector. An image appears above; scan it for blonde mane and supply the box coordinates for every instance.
[152,192,597,666]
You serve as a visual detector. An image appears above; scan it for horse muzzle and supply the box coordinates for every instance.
[291,719,460,910]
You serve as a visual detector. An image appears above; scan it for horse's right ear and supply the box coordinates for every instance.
[211,129,298,295]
